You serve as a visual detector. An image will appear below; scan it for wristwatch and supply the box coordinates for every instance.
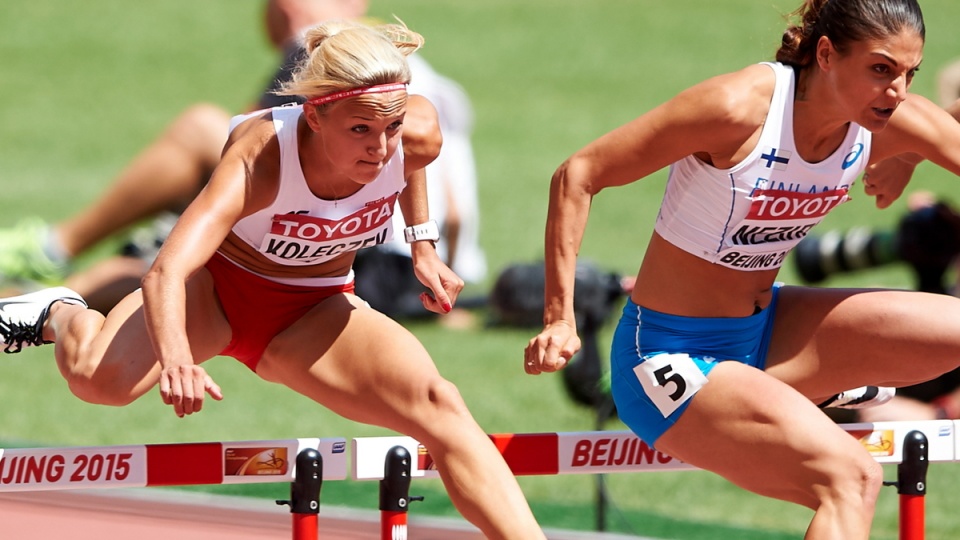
[403,219,440,243]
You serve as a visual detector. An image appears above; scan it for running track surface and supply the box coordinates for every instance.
[0,488,652,540]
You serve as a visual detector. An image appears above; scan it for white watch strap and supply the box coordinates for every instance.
[404,219,441,243]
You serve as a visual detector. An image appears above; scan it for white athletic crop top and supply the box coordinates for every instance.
[654,62,872,271]
[228,105,406,267]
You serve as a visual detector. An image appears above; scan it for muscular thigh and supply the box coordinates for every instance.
[257,294,447,430]
[656,361,874,508]
[764,286,960,399]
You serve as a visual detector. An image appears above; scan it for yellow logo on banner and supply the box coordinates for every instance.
[850,430,895,457]
[224,448,288,476]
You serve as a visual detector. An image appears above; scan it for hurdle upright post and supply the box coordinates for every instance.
[277,447,324,540]
[379,445,423,540]
[897,430,929,540]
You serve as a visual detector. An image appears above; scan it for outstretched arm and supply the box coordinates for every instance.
[524,63,776,375]
[141,117,275,416]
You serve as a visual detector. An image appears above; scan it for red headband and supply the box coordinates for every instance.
[306,83,408,106]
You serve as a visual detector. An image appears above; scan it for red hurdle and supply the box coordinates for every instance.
[277,447,323,540]
[895,430,929,540]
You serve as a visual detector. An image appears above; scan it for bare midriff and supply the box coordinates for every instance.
[631,232,779,318]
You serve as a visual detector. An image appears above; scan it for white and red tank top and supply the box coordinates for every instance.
[228,105,406,267]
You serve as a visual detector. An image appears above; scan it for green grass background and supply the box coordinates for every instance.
[2,1,960,538]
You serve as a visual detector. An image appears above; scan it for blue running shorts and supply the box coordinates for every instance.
[610,283,781,447]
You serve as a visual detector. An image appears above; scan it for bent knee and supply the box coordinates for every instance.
[401,377,473,428]
[817,453,884,510]
[57,349,141,408]
[424,378,469,414]
[403,378,482,444]
[856,456,884,504]
[66,375,139,407]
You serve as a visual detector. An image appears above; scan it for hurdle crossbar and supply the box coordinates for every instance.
[352,420,956,480]
[0,422,944,540]
[0,437,347,492]
[3,420,948,488]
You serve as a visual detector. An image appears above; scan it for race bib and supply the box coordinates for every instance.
[632,353,709,417]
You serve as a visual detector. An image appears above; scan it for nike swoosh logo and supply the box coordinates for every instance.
[0,301,29,311]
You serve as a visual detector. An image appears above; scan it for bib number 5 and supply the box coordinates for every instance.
[633,353,708,418]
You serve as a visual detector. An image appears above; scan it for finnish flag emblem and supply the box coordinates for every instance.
[760,147,791,171]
